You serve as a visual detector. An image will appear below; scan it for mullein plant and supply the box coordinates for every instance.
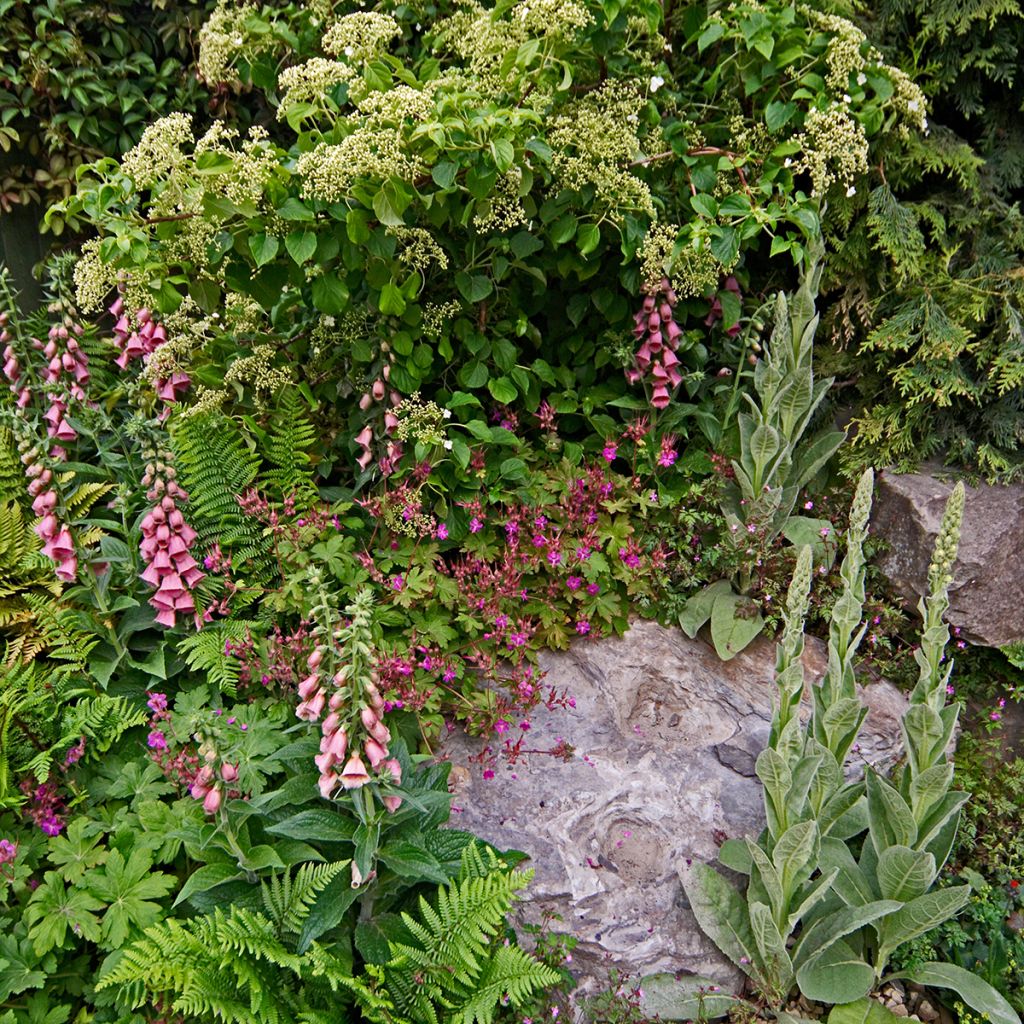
[676,478,1021,1024]
[680,237,846,660]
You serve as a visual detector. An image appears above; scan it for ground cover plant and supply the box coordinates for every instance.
[1,1,1024,1023]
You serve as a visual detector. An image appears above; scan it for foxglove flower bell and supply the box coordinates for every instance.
[629,279,684,410]
[139,451,204,628]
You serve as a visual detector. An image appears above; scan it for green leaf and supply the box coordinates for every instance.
[285,230,317,265]
[697,22,725,52]
[772,820,818,895]
[487,376,517,404]
[679,862,759,975]
[827,998,902,1024]
[174,864,245,907]
[750,901,793,990]
[766,101,798,132]
[297,871,360,953]
[876,846,935,902]
[866,770,917,850]
[888,963,1021,1024]
[249,232,279,267]
[577,223,601,255]
[549,215,576,244]
[877,885,970,957]
[129,644,166,680]
[455,272,492,303]
[459,361,489,389]
[378,842,451,885]
[83,848,175,949]
[490,138,515,172]
[510,231,544,259]
[710,590,764,660]
[0,935,48,1001]
[373,181,410,226]
[796,939,874,1005]
[379,281,407,316]
[267,809,357,843]
[819,837,877,906]
[639,973,738,1021]
[312,273,350,314]
[691,194,718,219]
[47,819,107,884]
[679,580,732,638]
[794,900,901,973]
[277,197,315,221]
[431,160,459,189]
[26,874,103,955]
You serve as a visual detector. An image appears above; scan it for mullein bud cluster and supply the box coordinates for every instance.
[297,624,404,812]
[139,450,205,628]
[21,444,77,582]
[189,740,240,815]
[109,297,190,408]
[628,279,684,410]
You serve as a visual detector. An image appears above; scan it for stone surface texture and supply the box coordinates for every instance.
[441,620,909,995]
[872,468,1024,647]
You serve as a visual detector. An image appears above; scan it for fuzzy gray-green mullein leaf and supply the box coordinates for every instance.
[679,861,761,979]
[795,939,875,1006]
[809,469,873,763]
[909,481,965,712]
[898,482,965,828]
[769,545,813,750]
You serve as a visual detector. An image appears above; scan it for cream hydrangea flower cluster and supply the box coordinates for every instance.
[197,1,288,85]
[637,223,724,298]
[387,227,450,272]
[224,344,293,402]
[472,169,529,233]
[121,113,193,190]
[392,393,450,448]
[422,300,463,339]
[796,104,870,196]
[803,6,927,133]
[321,12,400,64]
[548,81,656,219]
[73,238,118,314]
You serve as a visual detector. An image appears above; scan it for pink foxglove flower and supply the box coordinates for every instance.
[202,786,223,814]
[340,753,370,790]
[629,280,685,410]
[139,452,204,628]
[110,300,190,409]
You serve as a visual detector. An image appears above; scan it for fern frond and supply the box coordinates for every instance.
[260,390,318,508]
[457,945,561,1024]
[172,414,274,583]
[261,861,349,935]
[0,427,23,503]
[177,620,258,697]
[385,843,541,1024]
